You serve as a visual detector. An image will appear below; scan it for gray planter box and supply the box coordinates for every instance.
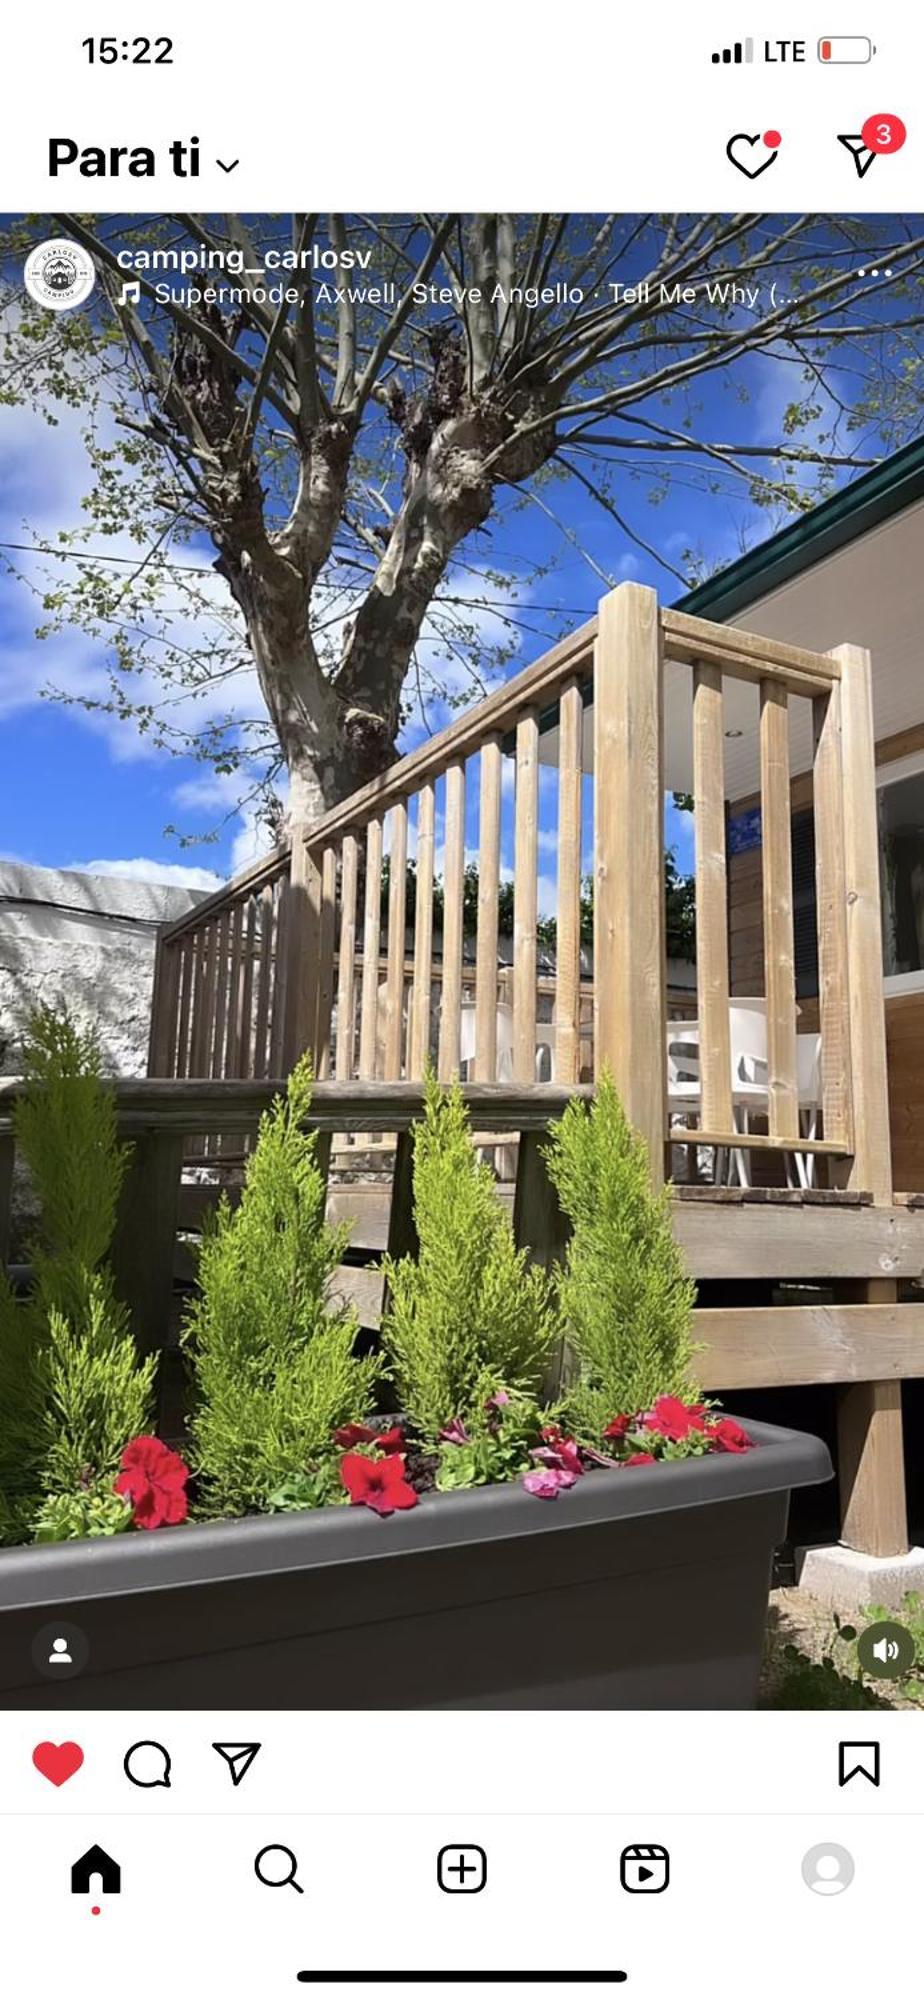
[0,1418,831,1709]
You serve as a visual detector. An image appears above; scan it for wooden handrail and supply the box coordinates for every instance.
[159,842,290,944]
[0,1076,592,1137]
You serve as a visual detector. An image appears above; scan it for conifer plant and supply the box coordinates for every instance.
[0,1007,155,1543]
[380,1076,557,1446]
[543,1072,698,1437]
[185,1055,382,1516]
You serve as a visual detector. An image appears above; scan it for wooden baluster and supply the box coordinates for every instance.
[175,938,194,1079]
[555,679,583,1085]
[760,680,799,1140]
[813,684,853,1152]
[438,760,466,1079]
[237,897,257,1080]
[693,664,733,1133]
[281,828,322,1070]
[593,583,667,1179]
[359,816,384,1078]
[408,783,435,1078]
[252,884,275,1079]
[475,737,503,1080]
[222,903,245,1077]
[192,923,218,1076]
[513,710,540,1083]
[336,833,359,1082]
[384,803,408,1079]
[210,911,231,1080]
[316,844,338,1079]
[268,876,290,1076]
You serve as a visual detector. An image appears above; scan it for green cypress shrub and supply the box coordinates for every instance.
[543,1072,698,1435]
[0,1007,155,1542]
[380,1076,557,1441]
[185,1055,382,1516]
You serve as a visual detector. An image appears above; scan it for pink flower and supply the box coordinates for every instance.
[523,1465,578,1500]
[440,1417,471,1444]
[537,1425,583,1477]
[486,1389,511,1409]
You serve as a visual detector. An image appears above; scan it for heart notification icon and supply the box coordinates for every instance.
[726,130,782,178]
[33,1740,84,1787]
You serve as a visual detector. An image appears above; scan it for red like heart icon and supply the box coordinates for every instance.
[33,1740,84,1787]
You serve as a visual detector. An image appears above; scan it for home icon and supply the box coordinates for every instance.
[71,1845,121,1896]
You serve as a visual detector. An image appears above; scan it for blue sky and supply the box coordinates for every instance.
[0,213,912,896]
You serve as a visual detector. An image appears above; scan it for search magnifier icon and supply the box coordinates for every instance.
[254,1844,304,1893]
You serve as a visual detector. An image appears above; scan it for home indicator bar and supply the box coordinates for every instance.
[296,1977,629,1988]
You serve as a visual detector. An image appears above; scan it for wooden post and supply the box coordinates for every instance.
[834,641,907,1557]
[475,737,503,1080]
[281,826,323,1072]
[593,582,667,1181]
[555,679,584,1086]
[112,1129,185,1355]
[148,933,181,1077]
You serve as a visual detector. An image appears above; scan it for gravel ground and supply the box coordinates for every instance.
[759,1585,919,1709]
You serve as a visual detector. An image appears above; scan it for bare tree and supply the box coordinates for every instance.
[3,211,924,835]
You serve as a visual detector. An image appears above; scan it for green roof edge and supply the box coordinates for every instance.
[673,432,924,622]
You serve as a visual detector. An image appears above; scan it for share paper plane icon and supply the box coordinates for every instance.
[212,1741,262,1787]
[838,134,877,179]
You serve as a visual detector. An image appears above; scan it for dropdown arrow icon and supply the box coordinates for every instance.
[216,158,239,173]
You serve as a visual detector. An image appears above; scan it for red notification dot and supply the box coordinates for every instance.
[763,130,782,149]
[91,1906,101,1916]
[861,112,907,155]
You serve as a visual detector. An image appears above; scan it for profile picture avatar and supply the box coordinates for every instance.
[24,238,96,311]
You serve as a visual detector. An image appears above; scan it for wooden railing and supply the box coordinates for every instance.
[148,584,889,1196]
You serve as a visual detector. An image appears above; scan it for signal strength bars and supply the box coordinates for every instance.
[712,38,754,63]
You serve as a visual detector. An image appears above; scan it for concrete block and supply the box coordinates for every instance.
[796,1541,924,1613]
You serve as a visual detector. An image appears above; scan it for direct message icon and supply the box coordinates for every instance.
[213,1741,261,1788]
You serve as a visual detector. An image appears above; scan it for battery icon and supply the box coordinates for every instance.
[818,36,875,62]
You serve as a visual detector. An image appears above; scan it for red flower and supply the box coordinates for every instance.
[622,1452,656,1467]
[114,1435,189,1531]
[538,1425,583,1476]
[643,1395,709,1442]
[602,1414,632,1441]
[708,1416,754,1455]
[333,1422,404,1453]
[340,1451,419,1516]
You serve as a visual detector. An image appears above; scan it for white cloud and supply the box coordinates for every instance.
[72,856,225,890]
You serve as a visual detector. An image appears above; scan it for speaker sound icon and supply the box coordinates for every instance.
[872,1636,899,1663]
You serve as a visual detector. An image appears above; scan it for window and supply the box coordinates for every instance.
[878,760,924,988]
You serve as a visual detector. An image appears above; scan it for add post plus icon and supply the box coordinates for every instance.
[620,1843,670,1893]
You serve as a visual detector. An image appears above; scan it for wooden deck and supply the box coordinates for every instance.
[85,586,924,1558]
